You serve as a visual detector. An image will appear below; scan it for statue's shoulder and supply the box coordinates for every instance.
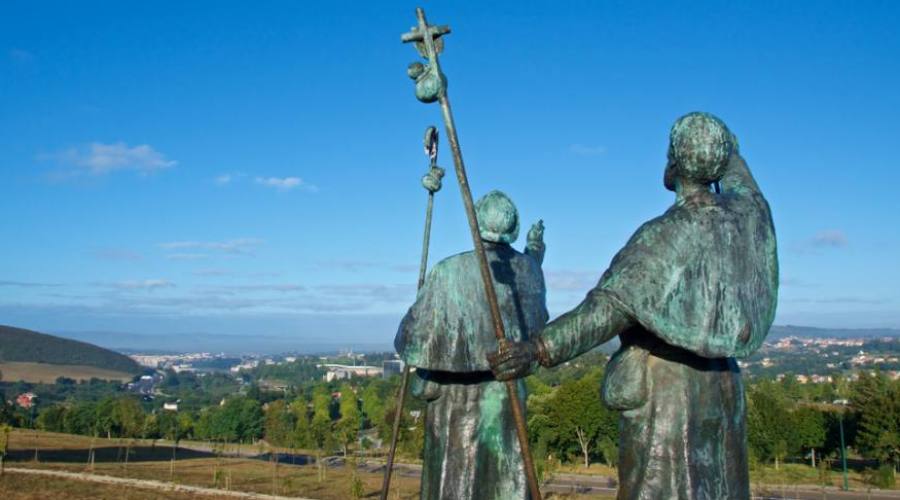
[425,250,478,286]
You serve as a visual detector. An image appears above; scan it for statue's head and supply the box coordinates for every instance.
[475,190,519,244]
[665,112,735,191]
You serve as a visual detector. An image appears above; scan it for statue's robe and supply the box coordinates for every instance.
[395,242,548,500]
[539,155,778,500]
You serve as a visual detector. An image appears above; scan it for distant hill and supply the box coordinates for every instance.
[0,325,141,376]
[770,325,900,339]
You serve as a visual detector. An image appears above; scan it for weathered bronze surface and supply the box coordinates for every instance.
[400,8,543,499]
[490,112,778,499]
[381,126,446,500]
[396,191,548,500]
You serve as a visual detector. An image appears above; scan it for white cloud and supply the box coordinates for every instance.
[192,269,232,277]
[214,174,233,185]
[544,269,599,292]
[810,229,848,248]
[109,279,175,290]
[159,238,264,256]
[45,142,176,176]
[208,284,306,294]
[165,253,209,261]
[255,176,317,192]
[0,280,61,288]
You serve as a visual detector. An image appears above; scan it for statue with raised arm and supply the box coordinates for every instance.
[489,112,778,500]
[395,190,548,500]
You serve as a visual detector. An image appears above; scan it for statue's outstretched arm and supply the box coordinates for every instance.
[489,287,632,380]
[536,288,633,367]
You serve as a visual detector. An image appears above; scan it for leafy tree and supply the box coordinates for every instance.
[64,402,97,436]
[853,372,900,472]
[209,396,263,443]
[112,397,145,438]
[360,380,388,430]
[95,397,117,438]
[310,387,334,451]
[36,404,67,432]
[264,400,294,447]
[545,371,616,467]
[597,436,619,468]
[747,381,792,467]
[792,406,826,467]
[290,397,312,449]
[336,384,361,456]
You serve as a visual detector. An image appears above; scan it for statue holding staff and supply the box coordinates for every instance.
[489,112,778,500]
[395,191,548,500]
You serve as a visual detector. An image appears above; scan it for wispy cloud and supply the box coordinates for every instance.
[810,229,848,248]
[782,296,888,305]
[192,269,233,277]
[544,269,598,292]
[159,238,264,257]
[315,283,416,303]
[205,284,306,294]
[569,144,607,157]
[255,176,317,192]
[107,279,175,290]
[317,260,418,273]
[780,277,820,288]
[165,253,209,261]
[0,280,61,288]
[42,142,176,177]
[214,172,246,186]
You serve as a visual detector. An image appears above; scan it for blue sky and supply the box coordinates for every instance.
[1,1,898,349]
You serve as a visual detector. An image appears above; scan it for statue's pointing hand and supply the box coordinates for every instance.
[525,219,546,265]
[528,220,544,246]
[488,339,540,381]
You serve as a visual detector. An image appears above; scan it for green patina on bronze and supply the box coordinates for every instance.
[498,112,779,499]
[399,8,544,498]
[395,192,547,500]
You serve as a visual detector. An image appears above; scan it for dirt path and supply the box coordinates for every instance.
[4,467,316,500]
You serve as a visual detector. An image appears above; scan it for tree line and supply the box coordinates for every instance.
[3,351,897,485]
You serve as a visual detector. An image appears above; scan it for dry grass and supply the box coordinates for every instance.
[0,361,133,383]
[0,472,221,499]
[556,462,617,477]
[7,429,421,499]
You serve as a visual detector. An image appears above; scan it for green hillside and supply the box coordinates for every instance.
[0,324,141,375]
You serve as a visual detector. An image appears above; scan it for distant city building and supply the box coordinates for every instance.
[383,359,404,379]
[16,392,37,409]
[230,360,259,373]
[319,363,382,381]
[326,370,350,382]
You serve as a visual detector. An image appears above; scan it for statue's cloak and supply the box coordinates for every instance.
[395,243,548,372]
[598,156,778,358]
[394,243,547,500]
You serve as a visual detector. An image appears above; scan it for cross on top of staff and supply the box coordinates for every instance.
[400,8,450,59]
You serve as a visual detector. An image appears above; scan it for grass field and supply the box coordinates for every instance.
[4,429,891,498]
[6,429,421,499]
[0,361,134,383]
[0,473,224,500]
